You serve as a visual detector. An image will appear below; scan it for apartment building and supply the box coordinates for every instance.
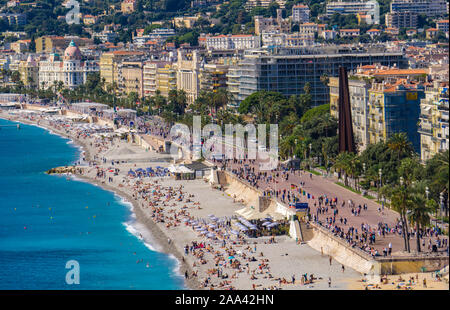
[99,50,144,90]
[245,0,286,10]
[18,55,39,88]
[121,0,137,13]
[326,1,380,24]
[173,16,200,29]
[419,82,449,161]
[385,11,418,29]
[35,36,93,53]
[292,4,310,24]
[206,34,260,50]
[390,0,447,17]
[143,61,177,98]
[118,61,144,98]
[436,19,449,33]
[261,31,287,47]
[199,63,229,93]
[339,29,361,37]
[368,80,425,152]
[157,63,177,97]
[0,13,26,25]
[176,48,202,104]
[229,46,407,107]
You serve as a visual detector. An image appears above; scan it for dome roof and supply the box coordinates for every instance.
[64,40,82,60]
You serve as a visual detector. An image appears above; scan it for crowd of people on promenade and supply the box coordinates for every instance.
[4,109,448,290]
[124,115,450,258]
[207,154,449,257]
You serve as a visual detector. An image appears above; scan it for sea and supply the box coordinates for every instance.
[0,118,185,289]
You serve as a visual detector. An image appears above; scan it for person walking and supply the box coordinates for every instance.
[329,256,332,265]
[328,277,331,288]
[342,265,345,273]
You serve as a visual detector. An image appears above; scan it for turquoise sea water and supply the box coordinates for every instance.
[0,118,184,289]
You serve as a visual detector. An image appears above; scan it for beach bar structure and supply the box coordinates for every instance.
[0,102,21,110]
[0,93,24,103]
[168,164,195,180]
[71,102,110,114]
[184,162,211,179]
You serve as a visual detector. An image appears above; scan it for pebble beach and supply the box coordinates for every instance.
[1,109,448,291]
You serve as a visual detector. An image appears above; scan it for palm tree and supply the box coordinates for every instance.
[408,194,433,253]
[434,150,449,194]
[280,135,297,160]
[387,133,413,161]
[389,184,412,253]
[333,152,352,186]
[347,153,361,190]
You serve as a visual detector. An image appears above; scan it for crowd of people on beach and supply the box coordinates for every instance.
[4,108,448,290]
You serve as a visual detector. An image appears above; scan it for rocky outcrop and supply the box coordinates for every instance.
[47,166,80,175]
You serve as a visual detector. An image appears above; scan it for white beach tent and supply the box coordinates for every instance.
[235,206,263,220]
[168,165,194,174]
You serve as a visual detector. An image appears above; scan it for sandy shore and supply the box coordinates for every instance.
[348,271,449,290]
[3,110,446,291]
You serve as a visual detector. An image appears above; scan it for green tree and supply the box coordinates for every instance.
[387,133,414,161]
[409,194,433,253]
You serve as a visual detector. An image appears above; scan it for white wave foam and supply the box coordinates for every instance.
[123,220,158,252]
[124,221,185,285]
[168,253,182,276]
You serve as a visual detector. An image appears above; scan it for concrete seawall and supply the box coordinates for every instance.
[376,256,449,275]
[306,222,449,275]
[306,223,377,275]
[221,170,261,209]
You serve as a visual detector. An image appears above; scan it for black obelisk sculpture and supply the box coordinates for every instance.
[338,66,355,153]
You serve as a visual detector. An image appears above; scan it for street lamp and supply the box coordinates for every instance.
[425,186,429,200]
[377,168,382,200]
[379,168,382,187]
[294,139,298,159]
[399,176,404,186]
[440,192,444,219]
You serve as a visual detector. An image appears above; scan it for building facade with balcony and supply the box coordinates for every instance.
[326,1,380,24]
[292,4,310,24]
[229,46,407,107]
[368,81,425,152]
[419,82,449,161]
[390,0,447,17]
[38,41,99,90]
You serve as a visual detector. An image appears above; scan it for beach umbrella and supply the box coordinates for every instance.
[228,256,235,260]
